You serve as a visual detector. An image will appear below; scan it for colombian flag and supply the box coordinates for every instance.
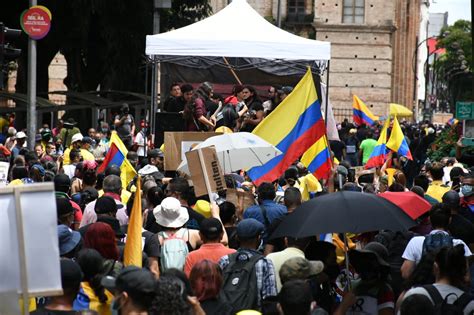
[248,68,329,185]
[124,176,142,267]
[365,119,390,169]
[353,95,379,126]
[97,131,137,188]
[387,116,412,160]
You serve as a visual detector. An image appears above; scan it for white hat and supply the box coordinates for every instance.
[138,165,159,176]
[15,131,27,139]
[153,197,189,228]
[71,133,83,143]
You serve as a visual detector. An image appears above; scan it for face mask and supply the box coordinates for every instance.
[461,185,473,197]
[102,128,109,133]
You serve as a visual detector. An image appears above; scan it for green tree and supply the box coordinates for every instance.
[435,20,473,110]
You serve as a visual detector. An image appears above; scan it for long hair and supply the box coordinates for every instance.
[75,248,108,303]
[189,260,223,301]
[84,222,119,261]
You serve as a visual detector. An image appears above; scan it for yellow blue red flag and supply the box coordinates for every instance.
[353,95,379,126]
[249,68,331,184]
[387,116,413,160]
[365,119,390,169]
[97,131,137,188]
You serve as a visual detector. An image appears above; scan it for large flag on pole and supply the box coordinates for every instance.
[248,68,327,185]
[97,131,137,189]
[386,116,413,160]
[365,119,390,169]
[123,175,142,267]
[353,95,379,126]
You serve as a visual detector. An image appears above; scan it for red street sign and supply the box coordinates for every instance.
[20,6,51,40]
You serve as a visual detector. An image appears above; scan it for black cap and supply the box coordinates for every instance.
[56,198,74,217]
[199,218,223,240]
[148,149,164,159]
[95,196,123,214]
[60,259,83,288]
[54,174,71,189]
[102,266,156,296]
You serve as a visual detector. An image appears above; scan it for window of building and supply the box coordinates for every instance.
[343,0,365,24]
[287,0,306,17]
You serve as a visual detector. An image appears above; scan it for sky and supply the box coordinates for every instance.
[429,0,472,24]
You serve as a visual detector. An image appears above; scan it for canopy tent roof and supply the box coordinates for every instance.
[145,0,331,61]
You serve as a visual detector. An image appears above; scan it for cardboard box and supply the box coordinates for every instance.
[164,132,217,170]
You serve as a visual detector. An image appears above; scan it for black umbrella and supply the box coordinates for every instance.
[271,191,416,239]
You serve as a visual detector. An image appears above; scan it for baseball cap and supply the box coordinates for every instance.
[102,266,156,296]
[54,174,71,189]
[94,196,123,214]
[236,218,264,239]
[279,257,324,285]
[82,136,94,145]
[56,198,74,217]
[57,225,82,256]
[71,133,83,144]
[199,218,223,240]
[15,131,27,139]
[281,86,293,95]
[148,148,164,159]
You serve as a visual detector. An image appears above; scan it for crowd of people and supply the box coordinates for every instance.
[0,81,473,315]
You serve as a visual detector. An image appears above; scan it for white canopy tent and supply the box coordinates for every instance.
[145,0,331,61]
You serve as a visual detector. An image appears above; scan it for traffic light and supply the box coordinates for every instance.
[0,22,22,90]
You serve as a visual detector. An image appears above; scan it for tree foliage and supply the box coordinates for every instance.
[435,20,473,108]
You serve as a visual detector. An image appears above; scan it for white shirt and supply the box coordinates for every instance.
[63,164,76,179]
[400,283,474,315]
[402,230,472,264]
[79,197,128,227]
[134,131,146,157]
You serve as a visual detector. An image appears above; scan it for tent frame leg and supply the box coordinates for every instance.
[324,61,330,126]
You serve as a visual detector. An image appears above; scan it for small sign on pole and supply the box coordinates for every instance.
[20,6,52,40]
[185,146,226,200]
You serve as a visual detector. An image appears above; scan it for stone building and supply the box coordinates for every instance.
[212,0,424,119]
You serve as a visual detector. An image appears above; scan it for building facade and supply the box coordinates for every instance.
[212,0,425,119]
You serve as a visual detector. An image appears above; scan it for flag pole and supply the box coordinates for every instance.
[324,61,330,127]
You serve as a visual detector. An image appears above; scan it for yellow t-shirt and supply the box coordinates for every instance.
[298,173,322,201]
[63,148,96,165]
[426,180,450,203]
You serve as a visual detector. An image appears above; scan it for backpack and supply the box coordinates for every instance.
[158,229,189,271]
[422,232,453,255]
[221,251,263,313]
[422,284,474,315]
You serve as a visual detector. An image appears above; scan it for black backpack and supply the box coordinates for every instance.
[221,251,263,313]
[422,284,473,315]
[422,232,453,255]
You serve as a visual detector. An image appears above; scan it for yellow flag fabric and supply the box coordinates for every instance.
[124,176,142,267]
[109,131,137,189]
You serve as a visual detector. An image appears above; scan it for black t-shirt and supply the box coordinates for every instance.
[164,96,185,113]
[265,214,287,252]
[330,140,346,161]
[449,214,474,244]
[240,100,264,132]
[200,298,233,315]
[121,224,161,258]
